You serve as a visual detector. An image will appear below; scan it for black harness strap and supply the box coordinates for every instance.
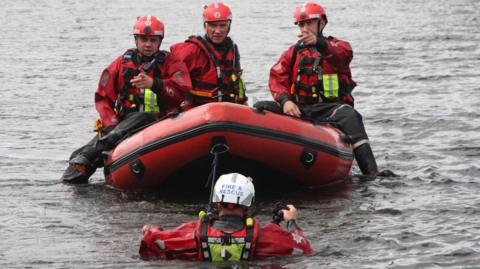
[291,45,325,104]
[153,52,168,112]
[233,43,241,71]
[241,220,255,260]
[199,216,212,261]
[199,216,255,261]
[115,50,136,117]
[288,43,301,84]
[193,36,225,101]
[188,36,240,101]
[116,50,167,117]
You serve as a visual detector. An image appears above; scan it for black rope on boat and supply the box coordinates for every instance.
[205,137,230,215]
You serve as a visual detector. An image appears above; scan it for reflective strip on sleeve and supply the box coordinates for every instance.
[353,139,369,149]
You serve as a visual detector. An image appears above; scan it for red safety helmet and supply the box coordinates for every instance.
[133,16,164,37]
[202,2,232,22]
[294,2,327,24]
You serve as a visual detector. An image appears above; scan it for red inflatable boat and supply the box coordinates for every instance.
[103,102,353,190]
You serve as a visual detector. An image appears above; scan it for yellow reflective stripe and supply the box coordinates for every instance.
[189,89,213,97]
[323,74,339,98]
[128,94,135,101]
[237,77,246,99]
[231,74,246,99]
[144,89,159,113]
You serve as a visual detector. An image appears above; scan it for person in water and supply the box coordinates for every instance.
[264,2,393,178]
[140,173,313,261]
[170,2,247,109]
[60,16,191,184]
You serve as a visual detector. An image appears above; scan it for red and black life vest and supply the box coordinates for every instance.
[115,49,166,118]
[186,36,246,104]
[195,215,259,262]
[290,44,355,105]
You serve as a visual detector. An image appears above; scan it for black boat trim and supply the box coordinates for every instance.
[104,121,353,176]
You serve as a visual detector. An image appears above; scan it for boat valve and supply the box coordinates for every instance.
[130,159,145,179]
[300,148,317,168]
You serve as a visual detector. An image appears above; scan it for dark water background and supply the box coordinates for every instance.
[1,0,480,268]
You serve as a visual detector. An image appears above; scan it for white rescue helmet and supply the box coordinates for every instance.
[212,173,255,207]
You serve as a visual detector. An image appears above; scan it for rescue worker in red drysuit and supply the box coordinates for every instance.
[61,16,191,183]
[170,2,247,109]
[261,2,394,178]
[140,173,313,261]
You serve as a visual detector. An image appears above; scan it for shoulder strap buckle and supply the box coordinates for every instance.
[220,235,232,245]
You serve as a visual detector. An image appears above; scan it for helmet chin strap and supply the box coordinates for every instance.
[317,19,327,37]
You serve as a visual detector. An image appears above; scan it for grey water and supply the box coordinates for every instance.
[1,0,480,268]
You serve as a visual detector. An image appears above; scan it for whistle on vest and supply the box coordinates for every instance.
[312,86,318,98]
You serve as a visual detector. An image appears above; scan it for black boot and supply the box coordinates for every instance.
[354,143,379,176]
[61,154,96,184]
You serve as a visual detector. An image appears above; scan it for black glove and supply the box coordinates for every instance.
[278,93,292,109]
[378,169,398,177]
[272,202,289,224]
[151,78,164,94]
[253,100,283,114]
[316,34,328,52]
